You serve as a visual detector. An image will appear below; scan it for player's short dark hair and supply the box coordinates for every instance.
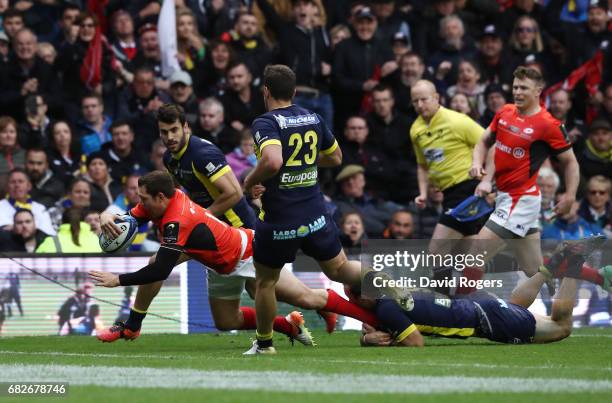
[138,171,177,198]
[110,120,132,135]
[513,66,544,86]
[157,103,186,126]
[263,65,296,101]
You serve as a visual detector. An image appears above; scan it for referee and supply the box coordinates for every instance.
[410,80,488,244]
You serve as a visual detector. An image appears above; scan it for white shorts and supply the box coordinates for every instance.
[487,189,541,238]
[207,257,256,300]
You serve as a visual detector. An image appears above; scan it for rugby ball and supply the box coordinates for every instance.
[99,215,138,253]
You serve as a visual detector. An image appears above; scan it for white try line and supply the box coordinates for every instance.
[1,364,611,394]
[1,350,610,373]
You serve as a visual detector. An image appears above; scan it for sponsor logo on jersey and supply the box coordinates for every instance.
[163,222,180,244]
[495,140,512,155]
[279,166,318,189]
[523,127,534,135]
[205,162,216,173]
[273,113,319,129]
[512,147,525,159]
[255,131,261,142]
[509,125,520,133]
[423,148,444,163]
[273,215,326,240]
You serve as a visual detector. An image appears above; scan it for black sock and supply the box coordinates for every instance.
[257,338,273,348]
[125,309,146,331]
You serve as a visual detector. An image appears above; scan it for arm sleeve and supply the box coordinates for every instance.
[460,116,485,147]
[192,143,231,183]
[546,123,572,155]
[252,117,282,156]
[129,203,150,225]
[118,246,181,286]
[374,299,418,343]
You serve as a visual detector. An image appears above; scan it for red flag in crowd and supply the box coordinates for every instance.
[80,26,103,90]
[88,0,109,34]
[360,65,382,115]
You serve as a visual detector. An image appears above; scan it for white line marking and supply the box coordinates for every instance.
[1,351,610,373]
[1,364,611,394]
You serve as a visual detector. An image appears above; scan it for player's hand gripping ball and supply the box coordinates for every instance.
[99,215,138,253]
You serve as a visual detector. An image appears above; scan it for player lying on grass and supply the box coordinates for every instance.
[89,171,378,344]
[353,237,611,347]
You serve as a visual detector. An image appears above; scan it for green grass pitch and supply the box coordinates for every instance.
[0,328,611,402]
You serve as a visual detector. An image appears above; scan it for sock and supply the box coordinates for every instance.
[455,267,484,295]
[579,264,604,285]
[239,306,257,330]
[125,308,147,331]
[256,330,273,348]
[323,289,379,327]
[273,316,294,336]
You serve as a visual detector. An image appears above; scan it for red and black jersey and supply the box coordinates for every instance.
[489,104,571,195]
[130,189,253,275]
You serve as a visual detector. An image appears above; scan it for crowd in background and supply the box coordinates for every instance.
[0,0,609,253]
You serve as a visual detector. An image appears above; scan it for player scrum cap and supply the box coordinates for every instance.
[335,165,364,182]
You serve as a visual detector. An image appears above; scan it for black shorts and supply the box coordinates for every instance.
[439,179,490,236]
[253,213,342,268]
[473,298,536,344]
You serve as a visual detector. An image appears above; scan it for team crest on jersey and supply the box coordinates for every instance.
[512,147,525,159]
[255,131,261,142]
[274,113,319,129]
[523,127,534,135]
[163,222,180,244]
[423,148,444,163]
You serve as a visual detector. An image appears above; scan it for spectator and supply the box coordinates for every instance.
[390,31,411,65]
[332,6,395,126]
[0,28,60,121]
[333,164,401,237]
[549,89,586,146]
[448,92,477,120]
[0,116,25,186]
[412,184,444,239]
[576,119,611,181]
[475,24,512,87]
[366,84,418,203]
[36,42,57,66]
[329,24,351,50]
[131,23,165,87]
[479,83,507,127]
[596,82,612,123]
[339,211,367,249]
[194,39,235,98]
[0,168,55,235]
[176,7,206,73]
[422,0,458,57]
[37,207,102,253]
[48,178,92,229]
[147,139,167,172]
[563,1,611,67]
[255,0,333,128]
[1,8,24,42]
[221,61,266,132]
[18,94,51,150]
[25,148,65,209]
[383,210,414,239]
[110,10,138,67]
[537,166,560,226]
[446,59,486,117]
[77,93,113,156]
[84,210,101,236]
[0,209,48,252]
[117,66,171,153]
[0,31,9,64]
[506,16,544,73]
[578,175,611,229]
[83,154,122,212]
[56,282,90,335]
[372,0,413,45]
[192,97,240,154]
[229,12,273,81]
[385,52,425,118]
[51,4,80,50]
[341,115,387,186]
[541,200,602,240]
[496,0,546,37]
[47,120,83,188]
[99,121,144,184]
[225,130,257,181]
[168,70,198,126]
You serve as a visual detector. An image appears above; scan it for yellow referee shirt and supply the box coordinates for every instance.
[410,106,484,191]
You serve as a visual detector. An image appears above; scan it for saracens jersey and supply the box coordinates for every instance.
[130,189,253,275]
[489,104,571,195]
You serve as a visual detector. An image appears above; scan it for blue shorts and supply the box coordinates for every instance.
[473,298,536,344]
[253,213,342,268]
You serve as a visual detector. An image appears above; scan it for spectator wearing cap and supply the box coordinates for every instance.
[446,59,486,117]
[578,175,611,229]
[577,119,611,180]
[83,153,122,212]
[0,168,55,235]
[255,0,334,129]
[48,178,92,230]
[169,70,198,127]
[36,207,102,253]
[390,31,411,64]
[227,12,273,81]
[562,0,611,67]
[76,93,112,156]
[475,24,513,87]
[99,121,144,184]
[0,28,60,121]
[117,66,171,153]
[479,83,507,127]
[221,61,266,132]
[549,89,586,146]
[366,84,418,203]
[332,6,395,127]
[192,97,239,154]
[383,210,414,240]
[25,148,65,209]
[110,10,138,67]
[0,209,48,252]
[333,164,402,238]
[384,52,426,118]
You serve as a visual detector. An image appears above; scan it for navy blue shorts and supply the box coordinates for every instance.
[253,213,342,268]
[473,298,536,344]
